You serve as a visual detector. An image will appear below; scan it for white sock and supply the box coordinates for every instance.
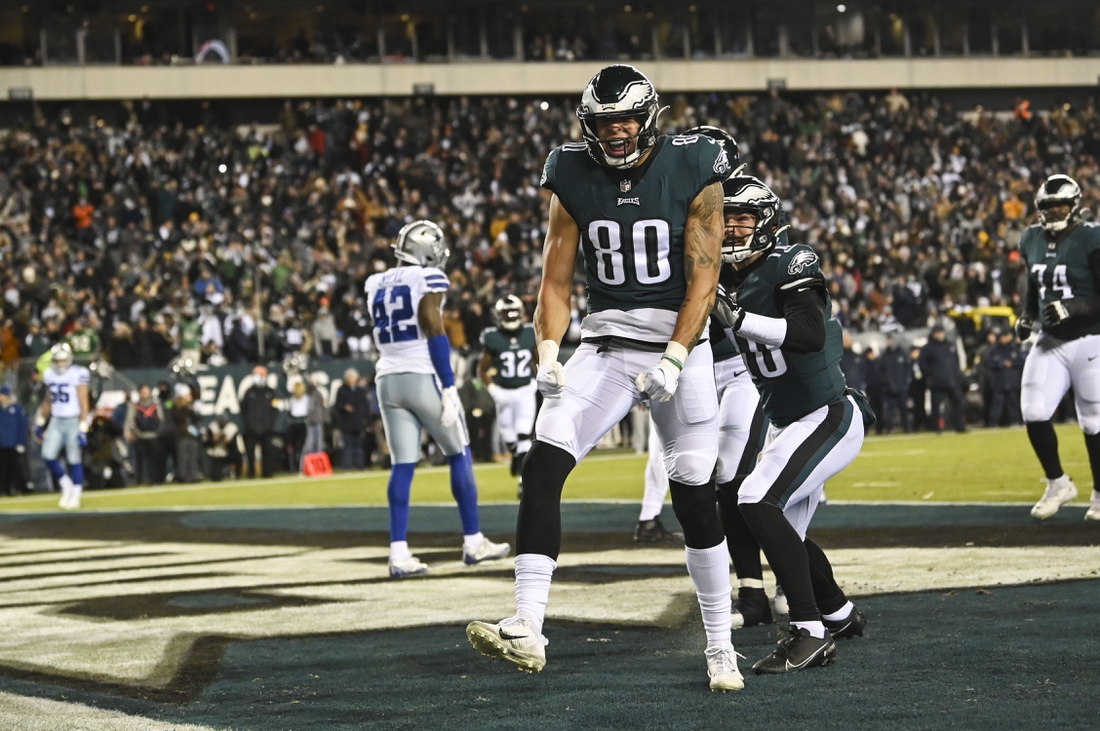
[514,553,556,636]
[739,578,765,590]
[389,541,411,561]
[58,474,74,501]
[685,541,733,649]
[792,620,826,639]
[822,601,854,623]
[463,532,484,551]
[70,483,82,502]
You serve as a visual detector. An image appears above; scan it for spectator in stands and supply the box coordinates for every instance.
[286,379,310,470]
[302,375,328,467]
[919,326,967,434]
[170,387,201,484]
[334,368,369,471]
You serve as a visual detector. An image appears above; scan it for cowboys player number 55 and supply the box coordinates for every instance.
[1017,174,1100,521]
[479,295,537,492]
[35,343,91,510]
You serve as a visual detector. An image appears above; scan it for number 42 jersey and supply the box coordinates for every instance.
[364,265,449,379]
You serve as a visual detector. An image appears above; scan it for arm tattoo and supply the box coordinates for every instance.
[678,182,724,346]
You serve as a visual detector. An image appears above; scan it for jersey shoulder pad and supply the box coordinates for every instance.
[778,245,822,279]
[421,267,449,292]
[480,327,500,348]
[75,366,90,384]
[540,145,581,193]
[670,134,731,187]
[364,272,382,293]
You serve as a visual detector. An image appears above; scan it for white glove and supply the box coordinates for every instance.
[486,383,504,401]
[635,342,689,403]
[536,340,566,399]
[440,386,463,428]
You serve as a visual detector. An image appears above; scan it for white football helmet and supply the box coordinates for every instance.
[50,342,74,373]
[1035,174,1082,234]
[494,295,524,332]
[576,64,665,170]
[721,176,789,264]
[392,220,449,268]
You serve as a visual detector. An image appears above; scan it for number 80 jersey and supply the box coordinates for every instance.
[364,265,449,379]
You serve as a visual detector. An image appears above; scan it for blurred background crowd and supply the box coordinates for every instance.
[0,86,1097,491]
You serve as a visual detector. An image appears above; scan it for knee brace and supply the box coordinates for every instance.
[668,480,724,549]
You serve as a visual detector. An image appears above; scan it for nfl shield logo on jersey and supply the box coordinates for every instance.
[620,179,632,193]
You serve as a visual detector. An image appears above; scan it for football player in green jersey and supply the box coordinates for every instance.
[713,176,870,675]
[478,295,538,489]
[468,64,744,692]
[1017,175,1100,521]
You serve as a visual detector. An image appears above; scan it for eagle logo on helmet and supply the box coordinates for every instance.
[1035,174,1083,235]
[683,125,743,180]
[576,65,667,171]
[494,295,525,332]
[720,176,790,265]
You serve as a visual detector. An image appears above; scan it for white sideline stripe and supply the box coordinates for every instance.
[0,498,1071,515]
[0,691,223,731]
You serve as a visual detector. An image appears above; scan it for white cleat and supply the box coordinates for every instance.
[772,585,789,615]
[466,615,547,673]
[463,537,511,566]
[1031,475,1078,520]
[1086,492,1100,521]
[388,555,428,578]
[705,646,745,692]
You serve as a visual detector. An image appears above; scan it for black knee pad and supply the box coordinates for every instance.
[668,480,724,549]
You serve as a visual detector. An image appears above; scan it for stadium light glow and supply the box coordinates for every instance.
[540,101,549,111]
[837,4,847,11]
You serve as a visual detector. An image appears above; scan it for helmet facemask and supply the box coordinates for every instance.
[1035,174,1083,235]
[494,295,524,332]
[51,344,74,374]
[576,65,666,170]
[721,177,789,265]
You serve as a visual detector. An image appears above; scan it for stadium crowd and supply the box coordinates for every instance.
[0,88,1098,488]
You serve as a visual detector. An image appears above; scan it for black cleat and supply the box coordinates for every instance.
[732,587,773,629]
[633,518,684,545]
[824,606,866,640]
[752,627,837,675]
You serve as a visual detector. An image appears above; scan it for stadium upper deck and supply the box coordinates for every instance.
[0,1,1097,99]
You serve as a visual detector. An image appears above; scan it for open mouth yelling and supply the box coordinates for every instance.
[604,138,630,157]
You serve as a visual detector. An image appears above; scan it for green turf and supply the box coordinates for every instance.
[1,425,1092,512]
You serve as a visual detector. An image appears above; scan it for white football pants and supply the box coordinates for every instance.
[1021,332,1100,434]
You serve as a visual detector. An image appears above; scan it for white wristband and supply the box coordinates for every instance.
[662,341,689,371]
[537,340,560,367]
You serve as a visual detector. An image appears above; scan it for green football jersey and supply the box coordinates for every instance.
[1019,222,1100,341]
[541,135,731,315]
[727,244,847,427]
[480,324,537,389]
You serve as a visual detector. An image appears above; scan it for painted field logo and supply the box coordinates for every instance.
[788,250,818,275]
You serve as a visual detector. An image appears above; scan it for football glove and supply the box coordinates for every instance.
[1043,299,1089,326]
[712,285,746,333]
[536,340,566,399]
[634,342,689,403]
[440,386,463,428]
[1014,315,1034,341]
[78,432,88,449]
[33,425,44,442]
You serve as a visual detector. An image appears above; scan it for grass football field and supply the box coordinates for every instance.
[0,425,1097,730]
[0,424,1092,512]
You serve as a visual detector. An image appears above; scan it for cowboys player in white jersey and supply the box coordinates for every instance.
[35,343,91,509]
[365,220,510,577]
[467,65,744,691]
[1016,175,1100,521]
[478,295,538,494]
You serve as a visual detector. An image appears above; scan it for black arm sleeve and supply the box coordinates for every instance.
[777,283,828,354]
[1088,250,1100,292]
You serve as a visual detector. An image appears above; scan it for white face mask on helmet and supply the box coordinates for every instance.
[494,295,525,331]
[576,64,667,170]
[721,176,790,265]
[1035,174,1083,234]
